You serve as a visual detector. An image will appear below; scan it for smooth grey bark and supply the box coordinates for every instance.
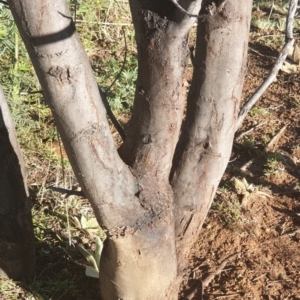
[0,86,35,281]
[8,0,252,298]
[172,0,253,272]
[8,0,140,230]
[120,0,202,177]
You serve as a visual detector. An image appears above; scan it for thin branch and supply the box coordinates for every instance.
[234,121,266,142]
[56,130,65,181]
[215,293,241,299]
[99,27,128,141]
[99,87,126,140]
[265,123,288,152]
[48,185,85,198]
[236,0,297,129]
[202,252,241,287]
[286,0,297,40]
[76,20,133,26]
[240,158,255,175]
[185,252,241,300]
[170,0,203,19]
[190,46,195,67]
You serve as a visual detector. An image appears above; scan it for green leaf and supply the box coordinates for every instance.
[72,216,82,229]
[85,266,99,278]
[87,217,98,228]
[80,215,88,229]
[78,245,98,271]
[95,236,103,269]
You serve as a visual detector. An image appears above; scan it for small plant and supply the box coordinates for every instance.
[294,183,300,191]
[264,154,285,177]
[231,176,272,207]
[242,136,264,157]
[212,199,242,226]
[252,18,277,31]
[249,106,268,117]
[261,133,271,145]
[242,136,256,149]
[78,236,103,278]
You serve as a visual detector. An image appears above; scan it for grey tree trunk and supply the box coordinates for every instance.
[0,86,35,281]
[8,0,252,298]
[172,0,253,275]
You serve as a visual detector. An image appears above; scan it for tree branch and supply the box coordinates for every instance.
[172,0,252,262]
[236,0,297,129]
[119,2,200,182]
[99,87,126,141]
[169,0,202,19]
[8,0,142,230]
[48,185,85,197]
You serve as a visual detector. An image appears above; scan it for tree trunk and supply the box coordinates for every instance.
[172,0,253,275]
[8,0,252,298]
[0,86,35,281]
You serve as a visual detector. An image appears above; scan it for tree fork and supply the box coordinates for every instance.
[7,0,254,298]
[7,0,198,298]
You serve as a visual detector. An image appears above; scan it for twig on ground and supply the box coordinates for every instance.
[252,273,267,282]
[236,0,298,129]
[235,121,266,142]
[202,252,241,287]
[265,124,288,152]
[48,186,85,198]
[248,45,277,59]
[56,130,65,183]
[215,293,241,299]
[185,252,241,300]
[264,228,300,243]
[267,103,284,111]
[62,248,86,268]
[185,280,203,300]
[240,158,256,175]
[76,20,133,26]
[268,1,275,21]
